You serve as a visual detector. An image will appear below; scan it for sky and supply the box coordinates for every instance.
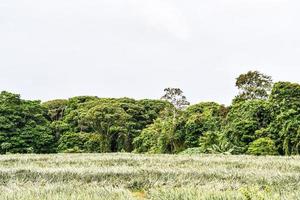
[0,0,299,105]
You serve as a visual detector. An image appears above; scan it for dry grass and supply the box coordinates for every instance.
[0,153,299,199]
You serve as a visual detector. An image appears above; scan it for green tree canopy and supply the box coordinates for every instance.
[0,91,54,154]
[83,104,130,152]
[234,71,273,103]
[223,99,272,153]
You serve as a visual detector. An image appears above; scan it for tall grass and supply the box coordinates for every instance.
[0,153,299,199]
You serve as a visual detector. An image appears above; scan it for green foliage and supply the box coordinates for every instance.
[247,137,278,156]
[198,131,222,153]
[269,82,300,112]
[161,87,190,110]
[280,111,300,155]
[223,99,272,153]
[183,102,227,148]
[0,91,54,154]
[41,96,170,153]
[57,132,103,153]
[84,134,103,153]
[134,93,189,154]
[0,73,299,156]
[134,102,227,154]
[134,116,185,153]
[57,132,88,152]
[133,119,162,153]
[267,82,300,155]
[234,70,273,103]
[264,110,300,155]
[42,99,68,121]
[198,131,242,154]
[83,104,130,152]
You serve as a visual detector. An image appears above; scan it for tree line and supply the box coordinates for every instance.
[0,71,299,155]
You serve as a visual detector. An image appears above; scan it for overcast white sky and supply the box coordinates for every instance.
[0,0,299,105]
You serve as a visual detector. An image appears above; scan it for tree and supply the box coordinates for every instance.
[0,74,299,156]
[280,111,300,155]
[161,88,190,110]
[152,88,190,153]
[133,116,185,153]
[0,91,54,154]
[42,99,68,121]
[133,118,164,153]
[269,82,300,112]
[234,71,273,103]
[266,82,300,155]
[117,100,168,152]
[263,110,300,155]
[183,102,228,148]
[54,97,170,153]
[223,99,272,153]
[83,104,130,152]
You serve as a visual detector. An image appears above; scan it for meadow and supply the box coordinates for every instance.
[0,153,299,200]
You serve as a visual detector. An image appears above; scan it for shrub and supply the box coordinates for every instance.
[84,134,103,153]
[247,137,278,155]
[58,132,103,153]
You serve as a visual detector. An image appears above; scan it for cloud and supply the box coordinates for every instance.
[129,0,190,40]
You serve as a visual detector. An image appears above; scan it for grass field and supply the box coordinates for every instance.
[0,153,299,200]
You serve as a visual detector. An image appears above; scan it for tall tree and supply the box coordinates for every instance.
[234,71,273,103]
[161,88,190,110]
[84,104,130,152]
[266,82,300,155]
[156,88,190,152]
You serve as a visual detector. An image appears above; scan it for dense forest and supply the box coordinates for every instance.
[0,71,299,155]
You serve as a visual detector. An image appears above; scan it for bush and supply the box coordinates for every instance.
[84,134,103,152]
[247,137,278,155]
[198,131,221,153]
[58,132,103,153]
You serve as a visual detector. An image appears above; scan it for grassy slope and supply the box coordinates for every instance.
[0,153,299,200]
